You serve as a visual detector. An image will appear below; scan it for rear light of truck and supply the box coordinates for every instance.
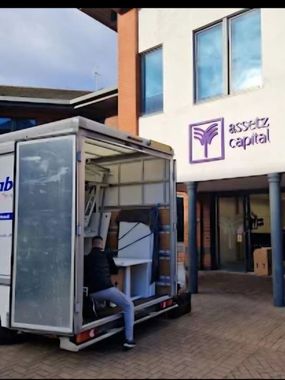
[75,328,98,344]
[160,299,173,309]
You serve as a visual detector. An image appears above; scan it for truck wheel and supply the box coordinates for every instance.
[0,323,26,345]
[167,292,191,319]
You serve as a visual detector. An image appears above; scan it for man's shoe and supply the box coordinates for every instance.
[123,340,136,350]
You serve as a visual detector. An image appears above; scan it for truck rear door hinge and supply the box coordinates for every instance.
[74,303,81,313]
[76,151,82,162]
[76,225,82,236]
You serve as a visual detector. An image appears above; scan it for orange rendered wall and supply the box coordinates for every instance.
[117,9,139,135]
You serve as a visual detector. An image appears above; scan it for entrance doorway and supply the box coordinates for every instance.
[217,193,274,272]
[218,196,248,272]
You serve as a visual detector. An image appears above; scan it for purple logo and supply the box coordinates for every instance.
[189,118,225,164]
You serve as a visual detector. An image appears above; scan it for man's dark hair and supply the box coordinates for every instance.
[92,235,103,243]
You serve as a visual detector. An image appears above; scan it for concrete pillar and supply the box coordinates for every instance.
[268,173,284,307]
[186,181,198,293]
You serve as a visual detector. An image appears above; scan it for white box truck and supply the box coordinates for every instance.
[0,116,191,352]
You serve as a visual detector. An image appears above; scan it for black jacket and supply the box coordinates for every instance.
[84,248,119,293]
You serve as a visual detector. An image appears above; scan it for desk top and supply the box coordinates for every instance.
[114,257,152,267]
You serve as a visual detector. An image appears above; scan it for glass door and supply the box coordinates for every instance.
[218,196,247,272]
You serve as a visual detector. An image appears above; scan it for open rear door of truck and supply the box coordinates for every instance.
[10,135,76,334]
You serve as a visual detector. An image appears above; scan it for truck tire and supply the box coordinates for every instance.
[0,322,26,345]
[167,291,191,319]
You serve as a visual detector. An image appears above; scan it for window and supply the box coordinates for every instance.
[194,9,261,102]
[0,118,37,135]
[0,118,13,134]
[141,46,163,115]
[196,24,223,101]
[230,10,262,92]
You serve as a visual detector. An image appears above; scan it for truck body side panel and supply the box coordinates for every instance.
[0,153,14,327]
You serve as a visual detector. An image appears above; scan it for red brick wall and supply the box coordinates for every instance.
[177,188,213,270]
[200,194,212,269]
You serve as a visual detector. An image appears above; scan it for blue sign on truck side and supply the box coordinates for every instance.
[0,177,13,192]
[0,213,13,220]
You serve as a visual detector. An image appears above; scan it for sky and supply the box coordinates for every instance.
[0,8,118,91]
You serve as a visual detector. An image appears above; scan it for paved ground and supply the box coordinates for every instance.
[1,271,285,379]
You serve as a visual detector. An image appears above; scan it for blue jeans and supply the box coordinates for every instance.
[90,287,134,341]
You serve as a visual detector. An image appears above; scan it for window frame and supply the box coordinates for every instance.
[140,44,164,116]
[193,8,261,103]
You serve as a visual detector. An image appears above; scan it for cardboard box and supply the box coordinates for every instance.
[106,231,118,250]
[159,258,170,276]
[253,247,272,276]
[159,232,170,250]
[109,210,120,228]
[159,208,170,225]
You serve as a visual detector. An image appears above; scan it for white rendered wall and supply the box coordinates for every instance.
[138,8,285,182]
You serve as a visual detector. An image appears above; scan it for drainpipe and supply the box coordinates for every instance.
[186,181,198,293]
[268,173,284,307]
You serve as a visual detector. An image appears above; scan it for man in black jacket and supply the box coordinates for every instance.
[84,236,135,349]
